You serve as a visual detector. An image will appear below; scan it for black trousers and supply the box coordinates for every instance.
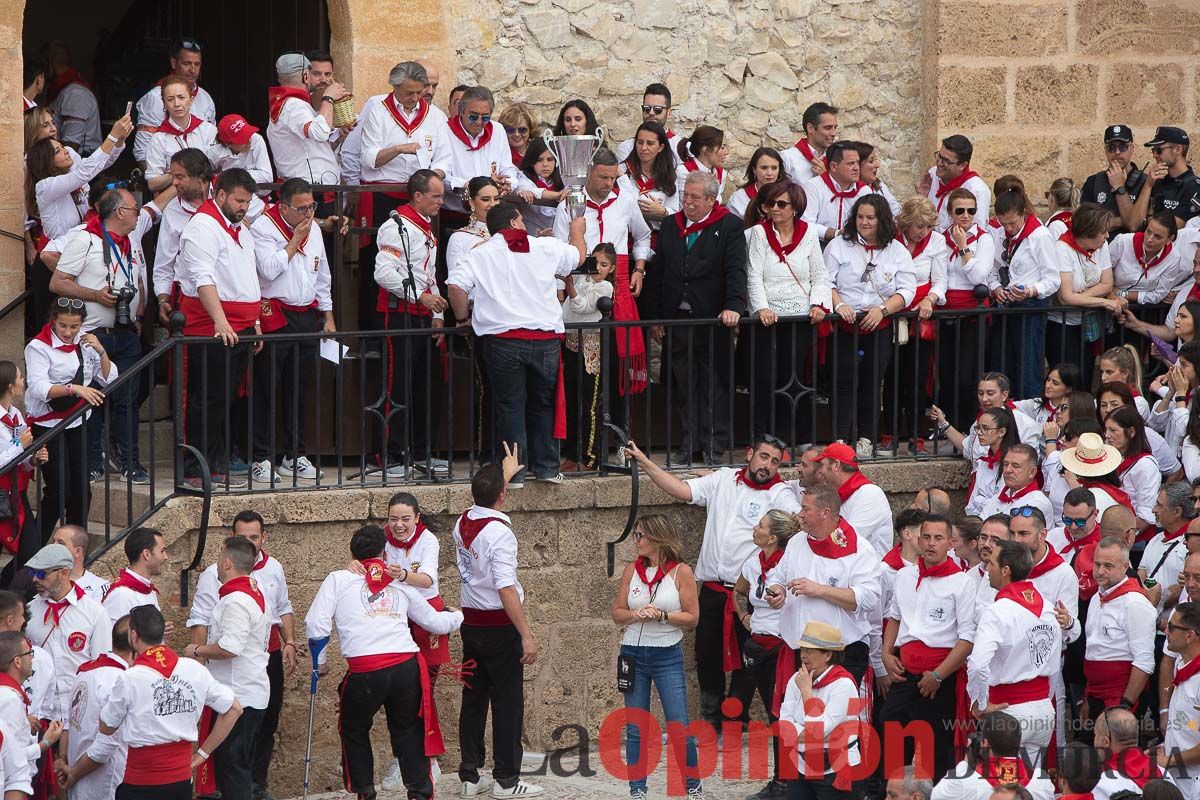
[358,193,406,331]
[252,308,321,462]
[458,623,524,788]
[832,327,892,443]
[117,780,193,800]
[788,771,853,800]
[562,341,601,466]
[696,584,748,723]
[33,423,90,540]
[668,314,733,453]
[377,310,434,463]
[184,331,255,473]
[213,706,264,800]
[881,332,935,442]
[729,640,782,780]
[25,255,52,340]
[936,316,985,431]
[252,648,285,788]
[750,320,814,445]
[339,659,433,799]
[879,669,959,784]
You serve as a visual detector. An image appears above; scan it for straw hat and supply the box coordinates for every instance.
[1059,432,1122,478]
[796,621,846,651]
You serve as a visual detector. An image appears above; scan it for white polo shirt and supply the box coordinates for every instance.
[385,527,440,602]
[685,469,800,584]
[206,578,270,709]
[27,584,113,722]
[824,236,917,313]
[359,96,451,184]
[887,560,978,655]
[1073,578,1156,673]
[454,506,523,612]
[101,569,160,623]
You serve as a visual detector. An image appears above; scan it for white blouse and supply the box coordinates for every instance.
[824,236,917,313]
[941,226,997,296]
[746,222,831,315]
[24,334,117,430]
[34,145,123,240]
[902,231,951,303]
[1048,239,1112,326]
[1109,233,1190,304]
[445,221,490,275]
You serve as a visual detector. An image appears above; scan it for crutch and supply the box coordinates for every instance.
[303,636,330,800]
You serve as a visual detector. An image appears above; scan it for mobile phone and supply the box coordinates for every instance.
[125,101,133,117]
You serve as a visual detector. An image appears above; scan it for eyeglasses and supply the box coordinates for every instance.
[15,650,32,659]
[55,298,85,311]
[975,424,999,433]
[1105,141,1131,153]
[1186,531,1200,539]
[1011,506,1041,518]
[1152,145,1176,155]
[935,154,961,167]
[641,105,667,115]
[767,199,791,210]
[504,125,529,135]
[286,202,317,215]
[1062,516,1091,528]
[179,38,203,52]
[633,530,645,542]
[1168,623,1198,635]
[117,206,137,213]
[952,207,977,216]
[104,180,128,190]
[466,113,491,124]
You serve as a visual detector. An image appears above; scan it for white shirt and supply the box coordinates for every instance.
[741,551,784,636]
[780,142,825,187]
[887,561,978,657]
[206,582,271,709]
[0,404,32,476]
[374,213,440,310]
[774,523,882,647]
[27,645,56,722]
[443,120,526,214]
[562,277,614,325]
[1119,455,1161,524]
[551,186,652,262]
[304,569,463,667]
[52,82,102,155]
[801,175,871,241]
[1141,530,1187,612]
[454,506,524,611]
[53,226,147,332]
[778,665,861,769]
[206,135,274,187]
[1027,549,1081,627]
[252,207,333,310]
[1109,233,1189,302]
[824,236,917,312]
[77,570,110,603]
[133,83,217,162]
[616,173,681,237]
[143,118,218,179]
[101,651,236,747]
[360,97,451,183]
[674,160,727,203]
[979,486,1056,527]
[187,552,292,629]
[990,221,1061,300]
[746,222,831,315]
[685,468,801,584]
[101,569,160,623]
[339,94,386,186]
[726,186,755,220]
[927,168,992,232]
[152,195,204,297]
[615,131,684,169]
[966,582,1061,708]
[34,144,123,240]
[940,226,997,296]
[384,528,440,601]
[0,677,40,781]
[930,759,1055,800]
[23,333,116,429]
[27,585,113,722]
[1070,579,1156,673]
[66,653,127,800]
[869,181,902,218]
[905,231,951,302]
[267,93,340,183]
[447,232,577,337]
[834,478,894,557]
[1164,654,1200,784]
[178,207,260,302]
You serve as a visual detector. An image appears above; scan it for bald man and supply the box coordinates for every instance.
[416,59,440,107]
[1093,707,1155,796]
[912,488,951,517]
[1100,505,1141,549]
[51,525,110,601]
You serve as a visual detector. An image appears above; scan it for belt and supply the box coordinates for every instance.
[94,325,138,335]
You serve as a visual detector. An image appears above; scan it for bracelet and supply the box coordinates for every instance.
[1046,438,1059,444]
[400,568,409,582]
[107,135,120,144]
[633,268,645,274]
[834,302,848,313]
[660,610,669,623]
[283,642,296,649]
[196,747,210,761]
[1176,396,1188,403]
[931,670,943,683]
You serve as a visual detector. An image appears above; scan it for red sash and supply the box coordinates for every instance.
[494,329,567,439]
[702,582,742,672]
[988,675,1050,705]
[748,633,795,716]
[1084,658,1133,707]
[384,95,430,136]
[610,255,647,395]
[410,594,450,667]
[127,740,193,785]
[899,641,952,674]
[178,294,259,336]
[260,298,318,332]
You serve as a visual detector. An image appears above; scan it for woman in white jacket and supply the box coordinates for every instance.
[0,361,48,582]
[745,180,829,443]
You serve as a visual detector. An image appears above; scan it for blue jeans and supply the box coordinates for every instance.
[483,337,560,480]
[992,296,1047,400]
[621,643,701,793]
[87,328,142,471]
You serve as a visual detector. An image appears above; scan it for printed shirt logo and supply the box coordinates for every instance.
[152,676,197,717]
[831,529,848,548]
[67,632,87,652]
[68,682,87,730]
[1028,623,1056,669]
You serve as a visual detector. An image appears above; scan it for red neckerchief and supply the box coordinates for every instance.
[683,158,723,187]
[43,583,85,626]
[758,548,784,576]
[0,673,29,707]
[794,139,823,165]
[1163,521,1190,543]
[46,68,90,103]
[812,664,855,689]
[531,175,557,191]
[395,204,435,242]
[218,575,266,612]
[1042,398,1059,421]
[1061,525,1101,554]
[360,558,394,595]
[1174,654,1200,686]
[447,115,493,151]
[1060,231,1097,262]
[586,185,620,242]
[933,168,980,209]
[745,183,759,200]
[979,445,1003,470]
[135,644,180,678]
[1129,384,1142,398]
[77,653,127,674]
[1048,210,1072,229]
[808,519,858,559]
[626,162,657,194]
[898,230,933,258]
[836,470,872,503]
[109,568,158,596]
[675,205,730,237]
[1027,546,1066,580]
[998,482,1038,504]
[383,95,430,136]
[635,557,678,593]
[1099,575,1147,604]
[156,115,204,136]
[882,545,907,571]
[977,756,1031,787]
[264,203,304,255]
[253,550,269,572]
[387,521,427,552]
[735,467,784,491]
[195,199,241,245]
[0,408,17,430]
[33,323,76,353]
[84,214,131,260]
[458,513,505,551]
[943,224,987,255]
[995,579,1044,616]
[1106,747,1159,786]
[267,86,312,123]
[821,172,861,199]
[762,220,808,263]
[1187,281,1200,303]
[916,556,961,588]
[511,146,523,167]
[1081,479,1134,511]
[1003,215,1042,260]
[1133,233,1173,277]
[499,228,530,253]
[1117,451,1154,477]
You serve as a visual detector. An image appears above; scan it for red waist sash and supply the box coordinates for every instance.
[126,740,193,785]
[1084,659,1134,708]
[899,641,952,675]
[461,607,513,627]
[178,294,259,336]
[989,675,1050,705]
[702,581,742,672]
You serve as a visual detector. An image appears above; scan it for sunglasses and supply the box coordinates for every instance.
[755,573,767,599]
[641,105,667,114]
[180,38,203,51]
[104,180,128,191]
[1151,145,1176,155]
[1011,505,1041,518]
[1105,141,1131,153]
[1062,516,1091,528]
[504,125,529,135]
[860,261,877,283]
[953,207,977,216]
[633,530,645,542]
[767,199,792,210]
[466,113,491,124]
[55,298,85,311]
[28,569,48,580]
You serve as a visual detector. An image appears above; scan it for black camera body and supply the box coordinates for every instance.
[571,255,600,276]
[113,284,137,327]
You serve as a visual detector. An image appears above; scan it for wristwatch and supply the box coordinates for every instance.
[1114,186,1127,196]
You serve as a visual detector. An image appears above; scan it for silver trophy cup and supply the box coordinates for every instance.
[543,127,605,218]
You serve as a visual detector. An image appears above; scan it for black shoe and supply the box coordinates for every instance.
[746,780,788,800]
[669,448,693,466]
[253,787,276,800]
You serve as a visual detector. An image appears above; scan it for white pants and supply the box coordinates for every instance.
[1002,697,1055,763]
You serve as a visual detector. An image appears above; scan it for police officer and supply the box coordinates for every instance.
[1079,125,1146,236]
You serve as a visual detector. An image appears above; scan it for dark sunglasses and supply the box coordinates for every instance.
[767,199,791,209]
[28,569,47,580]
[760,433,788,450]
[1151,145,1176,155]
[1011,505,1041,518]
[104,180,128,191]
[504,125,529,135]
[55,298,85,311]
[641,105,667,114]
[1105,141,1131,153]
[1062,516,1091,528]
[466,113,491,124]
[953,207,977,216]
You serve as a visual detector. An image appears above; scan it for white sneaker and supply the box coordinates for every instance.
[855,437,875,460]
[462,776,493,797]
[414,457,451,477]
[532,472,564,484]
[687,786,704,799]
[379,757,402,790]
[492,781,545,798]
[250,460,277,486]
[279,455,323,480]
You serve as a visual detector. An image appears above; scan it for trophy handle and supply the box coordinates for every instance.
[543,129,559,164]
[592,126,606,158]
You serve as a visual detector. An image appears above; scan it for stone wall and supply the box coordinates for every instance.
[87,461,968,799]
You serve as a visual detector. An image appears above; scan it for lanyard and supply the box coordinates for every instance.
[101,223,133,286]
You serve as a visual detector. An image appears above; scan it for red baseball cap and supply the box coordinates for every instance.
[813,442,858,468]
[217,114,259,146]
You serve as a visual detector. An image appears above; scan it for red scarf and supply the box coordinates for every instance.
[1027,547,1066,580]
[253,550,270,572]
[268,86,312,123]
[218,575,266,611]
[1003,215,1042,258]
[822,172,860,199]
[499,228,530,253]
[458,513,505,551]
[998,482,1038,504]
[794,140,824,165]
[979,445,1003,470]
[1174,654,1200,686]
[745,183,759,200]
[1187,280,1200,304]
[1059,231,1097,262]
[33,323,76,353]
[77,653,127,674]
[387,521,428,552]
[683,158,723,187]
[635,558,677,593]
[195,199,242,245]
[1061,525,1101,554]
[1163,521,1190,543]
[0,410,18,430]
[1117,451,1154,477]
[511,146,524,168]
[447,115,493,151]
[1048,210,1072,229]
[395,204,435,241]
[758,548,784,577]
[977,756,1031,787]
[675,205,729,237]
[808,519,858,559]
[735,467,784,491]
[762,220,808,263]
[109,568,157,596]
[1133,233,1173,277]
[0,673,29,707]
[1081,479,1135,511]
[1099,576,1147,604]
[898,230,933,258]
[84,214,131,260]
[882,545,907,571]
[134,645,179,678]
[916,556,961,587]
[943,224,987,255]
[627,164,657,194]
[264,203,304,254]
[933,168,980,210]
[384,95,430,136]
[43,583,84,626]
[1106,747,1158,787]
[836,470,872,503]
[812,664,855,689]
[995,579,1043,616]
[46,68,90,103]
[586,186,620,242]
[156,115,204,136]
[360,558,394,596]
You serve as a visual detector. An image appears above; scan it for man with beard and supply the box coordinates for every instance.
[1080,125,1146,236]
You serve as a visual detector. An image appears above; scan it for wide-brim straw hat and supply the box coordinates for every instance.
[1059,432,1123,478]
[796,620,846,651]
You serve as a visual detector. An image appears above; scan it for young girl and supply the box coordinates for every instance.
[1098,345,1149,420]
[0,361,48,582]
[1149,340,1200,453]
[1016,363,1084,450]
[561,244,616,471]
[519,139,563,235]
[728,147,785,222]
[1044,177,1077,238]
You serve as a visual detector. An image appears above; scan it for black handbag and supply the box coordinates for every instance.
[47,348,85,413]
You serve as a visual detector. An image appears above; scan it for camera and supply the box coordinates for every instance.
[113,284,137,327]
[571,256,600,276]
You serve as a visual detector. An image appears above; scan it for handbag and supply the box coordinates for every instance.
[47,348,85,412]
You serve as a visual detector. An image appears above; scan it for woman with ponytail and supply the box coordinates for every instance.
[675,125,728,200]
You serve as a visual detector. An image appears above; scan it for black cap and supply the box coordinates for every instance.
[1144,126,1189,147]
[1103,124,1133,143]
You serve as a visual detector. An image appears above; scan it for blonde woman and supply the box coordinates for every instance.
[498,103,537,168]
[1044,177,1078,238]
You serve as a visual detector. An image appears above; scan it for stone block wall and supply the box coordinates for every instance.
[86,461,968,798]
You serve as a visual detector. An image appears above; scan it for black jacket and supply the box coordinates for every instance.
[646,210,747,319]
